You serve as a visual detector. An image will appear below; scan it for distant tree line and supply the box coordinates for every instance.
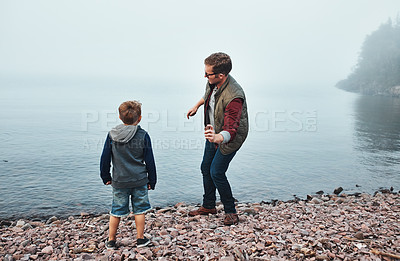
[336,17,400,96]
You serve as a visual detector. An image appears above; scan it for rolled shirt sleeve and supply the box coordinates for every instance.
[220,131,231,144]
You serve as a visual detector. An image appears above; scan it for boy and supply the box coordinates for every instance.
[100,100,157,249]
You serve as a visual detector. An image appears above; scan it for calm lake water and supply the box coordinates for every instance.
[1,76,399,219]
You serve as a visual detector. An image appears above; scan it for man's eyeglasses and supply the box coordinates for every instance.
[204,72,218,78]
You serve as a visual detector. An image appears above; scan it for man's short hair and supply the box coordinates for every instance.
[119,101,141,125]
[204,52,232,75]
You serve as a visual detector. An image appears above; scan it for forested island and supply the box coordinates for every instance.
[336,18,400,96]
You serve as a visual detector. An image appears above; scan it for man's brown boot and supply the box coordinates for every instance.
[188,206,217,216]
[224,213,239,226]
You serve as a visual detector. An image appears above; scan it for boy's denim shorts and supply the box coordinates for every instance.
[110,185,151,217]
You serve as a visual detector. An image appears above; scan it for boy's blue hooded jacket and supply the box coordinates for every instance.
[100,124,157,189]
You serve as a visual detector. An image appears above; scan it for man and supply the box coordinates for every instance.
[186,52,249,225]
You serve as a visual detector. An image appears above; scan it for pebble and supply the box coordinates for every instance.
[41,245,53,254]
[16,220,25,227]
[315,255,329,260]
[310,198,322,204]
[46,216,58,224]
[21,223,33,230]
[334,187,344,195]
[336,198,345,204]
[354,231,364,240]
[0,192,399,260]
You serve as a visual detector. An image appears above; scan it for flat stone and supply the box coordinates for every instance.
[41,246,53,254]
[354,231,364,240]
[333,187,343,195]
[311,198,322,204]
[46,216,58,224]
[16,220,26,227]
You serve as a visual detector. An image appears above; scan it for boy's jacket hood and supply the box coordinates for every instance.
[109,124,138,143]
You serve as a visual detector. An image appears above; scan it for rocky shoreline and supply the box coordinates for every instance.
[1,189,399,260]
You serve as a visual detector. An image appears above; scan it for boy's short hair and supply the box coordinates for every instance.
[119,101,141,125]
[204,52,232,76]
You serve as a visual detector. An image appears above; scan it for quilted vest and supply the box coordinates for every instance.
[204,75,249,155]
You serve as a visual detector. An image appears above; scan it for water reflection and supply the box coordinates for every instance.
[354,95,400,166]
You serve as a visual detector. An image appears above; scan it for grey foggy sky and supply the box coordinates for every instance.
[0,0,399,87]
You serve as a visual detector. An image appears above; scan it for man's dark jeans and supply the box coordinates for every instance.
[200,140,237,214]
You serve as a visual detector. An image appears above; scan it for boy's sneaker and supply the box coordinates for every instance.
[137,237,150,248]
[105,240,116,249]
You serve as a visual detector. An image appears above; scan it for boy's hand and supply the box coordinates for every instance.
[106,181,112,185]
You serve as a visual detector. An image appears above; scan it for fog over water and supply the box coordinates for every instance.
[1,1,400,219]
[1,1,399,86]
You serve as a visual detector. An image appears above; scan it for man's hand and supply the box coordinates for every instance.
[204,125,224,144]
[106,181,112,185]
[187,106,198,119]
